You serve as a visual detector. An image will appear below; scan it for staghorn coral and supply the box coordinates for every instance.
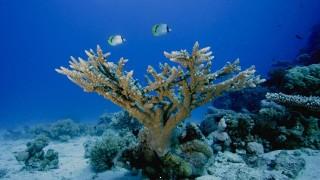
[266,92,320,113]
[56,42,264,155]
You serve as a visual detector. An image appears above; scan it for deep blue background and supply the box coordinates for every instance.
[1,0,320,128]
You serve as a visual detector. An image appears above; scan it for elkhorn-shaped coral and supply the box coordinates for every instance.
[56,42,265,155]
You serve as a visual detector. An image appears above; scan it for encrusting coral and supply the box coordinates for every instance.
[56,42,264,156]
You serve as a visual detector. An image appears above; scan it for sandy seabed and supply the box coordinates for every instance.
[0,137,140,180]
[0,136,320,180]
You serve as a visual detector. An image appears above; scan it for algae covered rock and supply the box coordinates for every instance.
[14,136,59,171]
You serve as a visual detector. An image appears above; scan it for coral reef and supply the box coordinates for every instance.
[267,63,320,98]
[14,136,59,171]
[282,64,320,96]
[206,38,319,153]
[57,42,264,155]
[258,93,320,149]
[203,100,320,152]
[200,107,255,152]
[29,119,86,142]
[255,102,320,149]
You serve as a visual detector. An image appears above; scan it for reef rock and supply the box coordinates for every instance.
[14,136,59,171]
[247,142,264,155]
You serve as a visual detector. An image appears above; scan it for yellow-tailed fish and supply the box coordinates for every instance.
[108,35,126,46]
[152,24,172,36]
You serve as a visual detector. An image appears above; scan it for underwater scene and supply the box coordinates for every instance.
[1,0,320,179]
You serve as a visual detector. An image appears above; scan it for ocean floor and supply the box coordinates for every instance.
[0,135,319,180]
[0,136,141,180]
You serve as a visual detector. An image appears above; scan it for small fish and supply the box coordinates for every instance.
[152,24,172,36]
[108,35,126,46]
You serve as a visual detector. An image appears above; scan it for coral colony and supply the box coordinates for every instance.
[56,42,265,155]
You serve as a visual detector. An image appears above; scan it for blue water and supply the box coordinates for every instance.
[1,0,320,128]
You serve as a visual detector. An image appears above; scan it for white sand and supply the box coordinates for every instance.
[0,137,141,180]
[296,150,320,180]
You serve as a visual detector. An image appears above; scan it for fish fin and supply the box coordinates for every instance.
[108,36,114,45]
[152,24,159,35]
